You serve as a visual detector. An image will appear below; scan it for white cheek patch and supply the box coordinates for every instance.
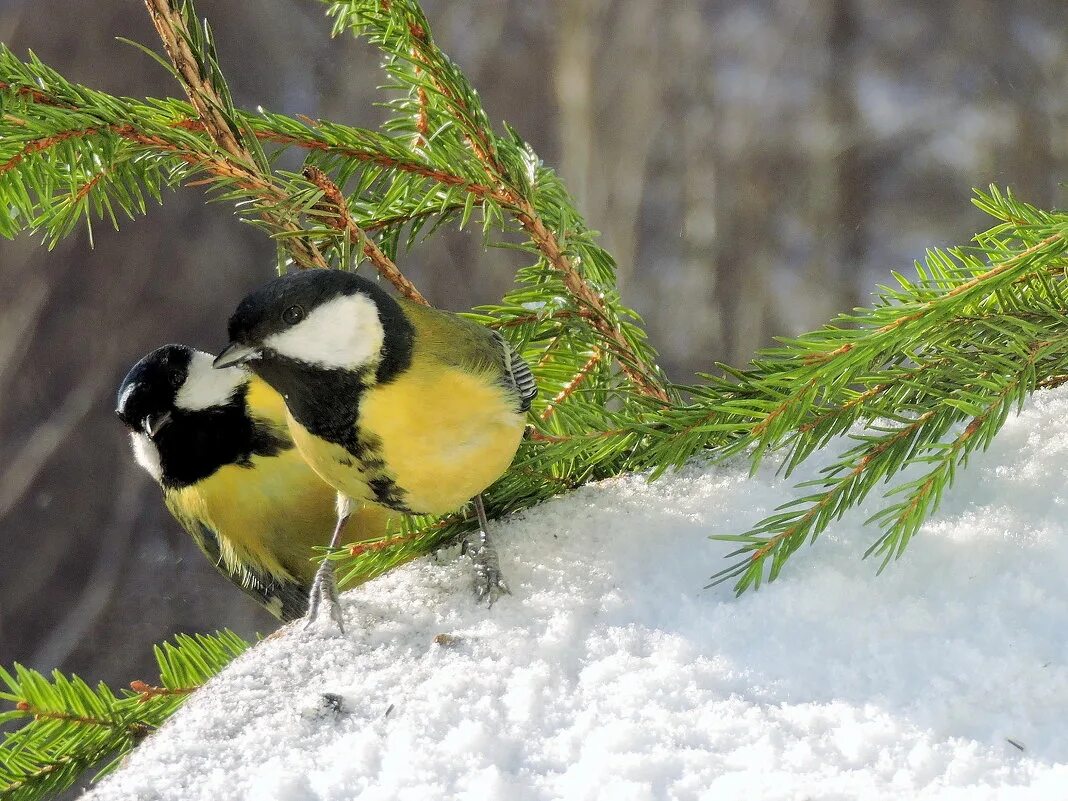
[131,432,163,483]
[264,293,386,370]
[176,351,248,411]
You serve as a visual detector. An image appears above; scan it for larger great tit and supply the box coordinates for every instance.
[116,344,391,621]
[214,269,536,622]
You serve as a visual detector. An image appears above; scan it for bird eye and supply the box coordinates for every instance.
[168,369,183,386]
[282,305,305,325]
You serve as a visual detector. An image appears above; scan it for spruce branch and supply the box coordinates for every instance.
[1,15,1067,773]
[0,631,248,801]
[302,165,427,303]
[142,0,327,270]
[705,189,1068,590]
[321,0,671,402]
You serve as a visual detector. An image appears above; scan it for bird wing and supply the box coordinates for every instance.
[400,300,537,413]
[164,494,309,621]
[491,330,538,413]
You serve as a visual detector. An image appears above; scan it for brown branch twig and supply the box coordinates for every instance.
[73,169,108,202]
[1,755,87,794]
[405,23,500,172]
[1037,373,1068,391]
[362,201,475,232]
[401,24,669,403]
[128,680,196,702]
[524,425,629,445]
[541,348,602,421]
[141,0,327,270]
[0,80,69,107]
[487,309,596,329]
[0,127,99,173]
[303,166,428,305]
[507,195,669,401]
[347,512,462,558]
[142,0,242,160]
[411,52,430,150]
[13,700,152,737]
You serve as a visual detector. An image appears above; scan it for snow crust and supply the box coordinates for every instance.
[87,389,1068,801]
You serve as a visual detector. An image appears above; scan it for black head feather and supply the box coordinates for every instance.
[221,271,414,438]
[117,345,288,488]
[226,269,399,350]
[115,344,192,431]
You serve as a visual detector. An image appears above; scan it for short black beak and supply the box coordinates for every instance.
[214,343,259,369]
[143,411,172,438]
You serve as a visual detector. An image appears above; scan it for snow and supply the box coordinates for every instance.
[86,389,1068,801]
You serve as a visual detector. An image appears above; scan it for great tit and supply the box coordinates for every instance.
[214,269,536,622]
[116,344,391,621]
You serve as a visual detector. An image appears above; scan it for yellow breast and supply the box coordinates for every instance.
[167,448,391,584]
[286,365,524,515]
[360,366,525,513]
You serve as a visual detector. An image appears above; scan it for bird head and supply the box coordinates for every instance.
[214,270,394,374]
[116,344,248,481]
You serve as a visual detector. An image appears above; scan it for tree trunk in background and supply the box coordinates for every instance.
[554,0,663,289]
[802,0,864,327]
[554,0,602,213]
[675,0,721,370]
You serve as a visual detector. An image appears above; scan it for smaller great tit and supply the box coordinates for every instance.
[116,344,391,621]
[214,269,536,623]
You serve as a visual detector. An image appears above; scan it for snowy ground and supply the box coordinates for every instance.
[86,389,1068,801]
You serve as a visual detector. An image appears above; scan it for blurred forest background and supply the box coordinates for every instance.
[1,0,1066,690]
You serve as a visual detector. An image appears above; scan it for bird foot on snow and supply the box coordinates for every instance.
[462,530,511,607]
[304,560,346,634]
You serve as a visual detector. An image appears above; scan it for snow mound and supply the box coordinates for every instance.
[87,390,1068,801]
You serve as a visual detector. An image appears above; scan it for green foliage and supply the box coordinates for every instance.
[2,2,1067,797]
[0,631,248,801]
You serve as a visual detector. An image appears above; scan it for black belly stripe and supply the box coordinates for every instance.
[255,356,414,512]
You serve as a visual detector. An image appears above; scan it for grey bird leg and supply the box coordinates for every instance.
[463,493,511,606]
[305,494,351,632]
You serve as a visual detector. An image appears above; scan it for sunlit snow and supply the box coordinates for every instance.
[86,388,1068,801]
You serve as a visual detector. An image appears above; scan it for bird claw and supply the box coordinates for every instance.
[304,560,345,634]
[463,530,511,607]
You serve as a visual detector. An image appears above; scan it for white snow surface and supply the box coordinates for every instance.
[88,390,1068,801]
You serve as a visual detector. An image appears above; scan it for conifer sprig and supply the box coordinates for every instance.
[706,188,1068,590]
[0,631,247,801]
